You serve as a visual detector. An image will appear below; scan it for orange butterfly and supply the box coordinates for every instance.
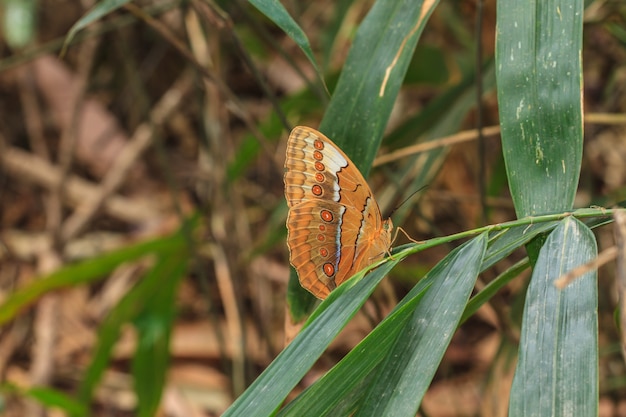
[284,126,393,299]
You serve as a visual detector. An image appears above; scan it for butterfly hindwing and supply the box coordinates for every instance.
[284,126,393,299]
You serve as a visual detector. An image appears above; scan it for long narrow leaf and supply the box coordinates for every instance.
[62,0,131,54]
[319,0,439,176]
[277,287,427,416]
[222,258,399,417]
[280,234,487,415]
[75,249,190,413]
[289,0,441,315]
[356,233,487,416]
[509,217,598,416]
[483,222,556,270]
[133,253,188,417]
[0,230,188,325]
[248,0,326,91]
[495,0,584,217]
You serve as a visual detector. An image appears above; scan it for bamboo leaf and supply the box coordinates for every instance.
[319,0,439,176]
[222,258,399,417]
[288,0,441,317]
[509,217,598,416]
[248,0,326,92]
[62,0,130,54]
[356,234,487,416]
[0,229,189,325]
[495,0,584,217]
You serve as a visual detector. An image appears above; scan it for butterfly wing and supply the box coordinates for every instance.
[284,126,392,299]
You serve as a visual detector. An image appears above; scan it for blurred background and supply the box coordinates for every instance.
[0,0,625,416]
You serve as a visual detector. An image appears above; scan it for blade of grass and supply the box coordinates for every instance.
[483,222,557,270]
[0,385,86,416]
[280,234,486,415]
[277,286,428,416]
[73,249,189,414]
[62,0,131,55]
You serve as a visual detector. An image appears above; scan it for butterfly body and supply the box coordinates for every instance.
[284,126,392,299]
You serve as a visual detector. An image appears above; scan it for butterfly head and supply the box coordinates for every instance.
[380,218,393,248]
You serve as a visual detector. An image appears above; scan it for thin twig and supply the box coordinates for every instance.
[553,246,616,289]
[373,112,626,167]
[17,69,49,161]
[60,74,194,241]
[373,125,501,166]
[209,243,246,396]
[1,146,161,225]
[614,210,626,364]
[53,34,100,246]
[123,2,281,173]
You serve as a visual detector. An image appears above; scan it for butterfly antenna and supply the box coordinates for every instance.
[387,186,428,218]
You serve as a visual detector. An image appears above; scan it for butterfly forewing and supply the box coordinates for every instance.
[284,126,392,299]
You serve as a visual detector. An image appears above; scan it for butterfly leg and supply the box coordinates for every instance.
[391,226,422,246]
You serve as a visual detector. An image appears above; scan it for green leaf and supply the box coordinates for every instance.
[62,0,131,55]
[248,0,326,92]
[2,0,37,48]
[288,0,441,317]
[132,253,188,417]
[463,258,529,324]
[319,0,439,176]
[73,254,182,409]
[0,228,190,326]
[509,217,598,416]
[495,0,584,217]
[356,234,487,416]
[483,222,557,270]
[606,22,626,46]
[281,234,487,416]
[222,257,400,417]
[286,267,319,322]
[404,45,449,85]
[277,286,428,416]
[25,387,84,415]
[69,220,195,415]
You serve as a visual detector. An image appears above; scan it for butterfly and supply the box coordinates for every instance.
[284,126,393,299]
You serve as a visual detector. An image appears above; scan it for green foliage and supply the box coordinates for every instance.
[1,0,37,48]
[226,235,487,416]
[0,221,194,415]
[318,0,439,176]
[248,0,326,91]
[74,229,191,416]
[509,218,598,416]
[62,0,131,54]
[0,0,614,414]
[0,229,190,326]
[496,0,584,217]
[287,0,442,316]
[224,257,401,417]
[227,0,602,415]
